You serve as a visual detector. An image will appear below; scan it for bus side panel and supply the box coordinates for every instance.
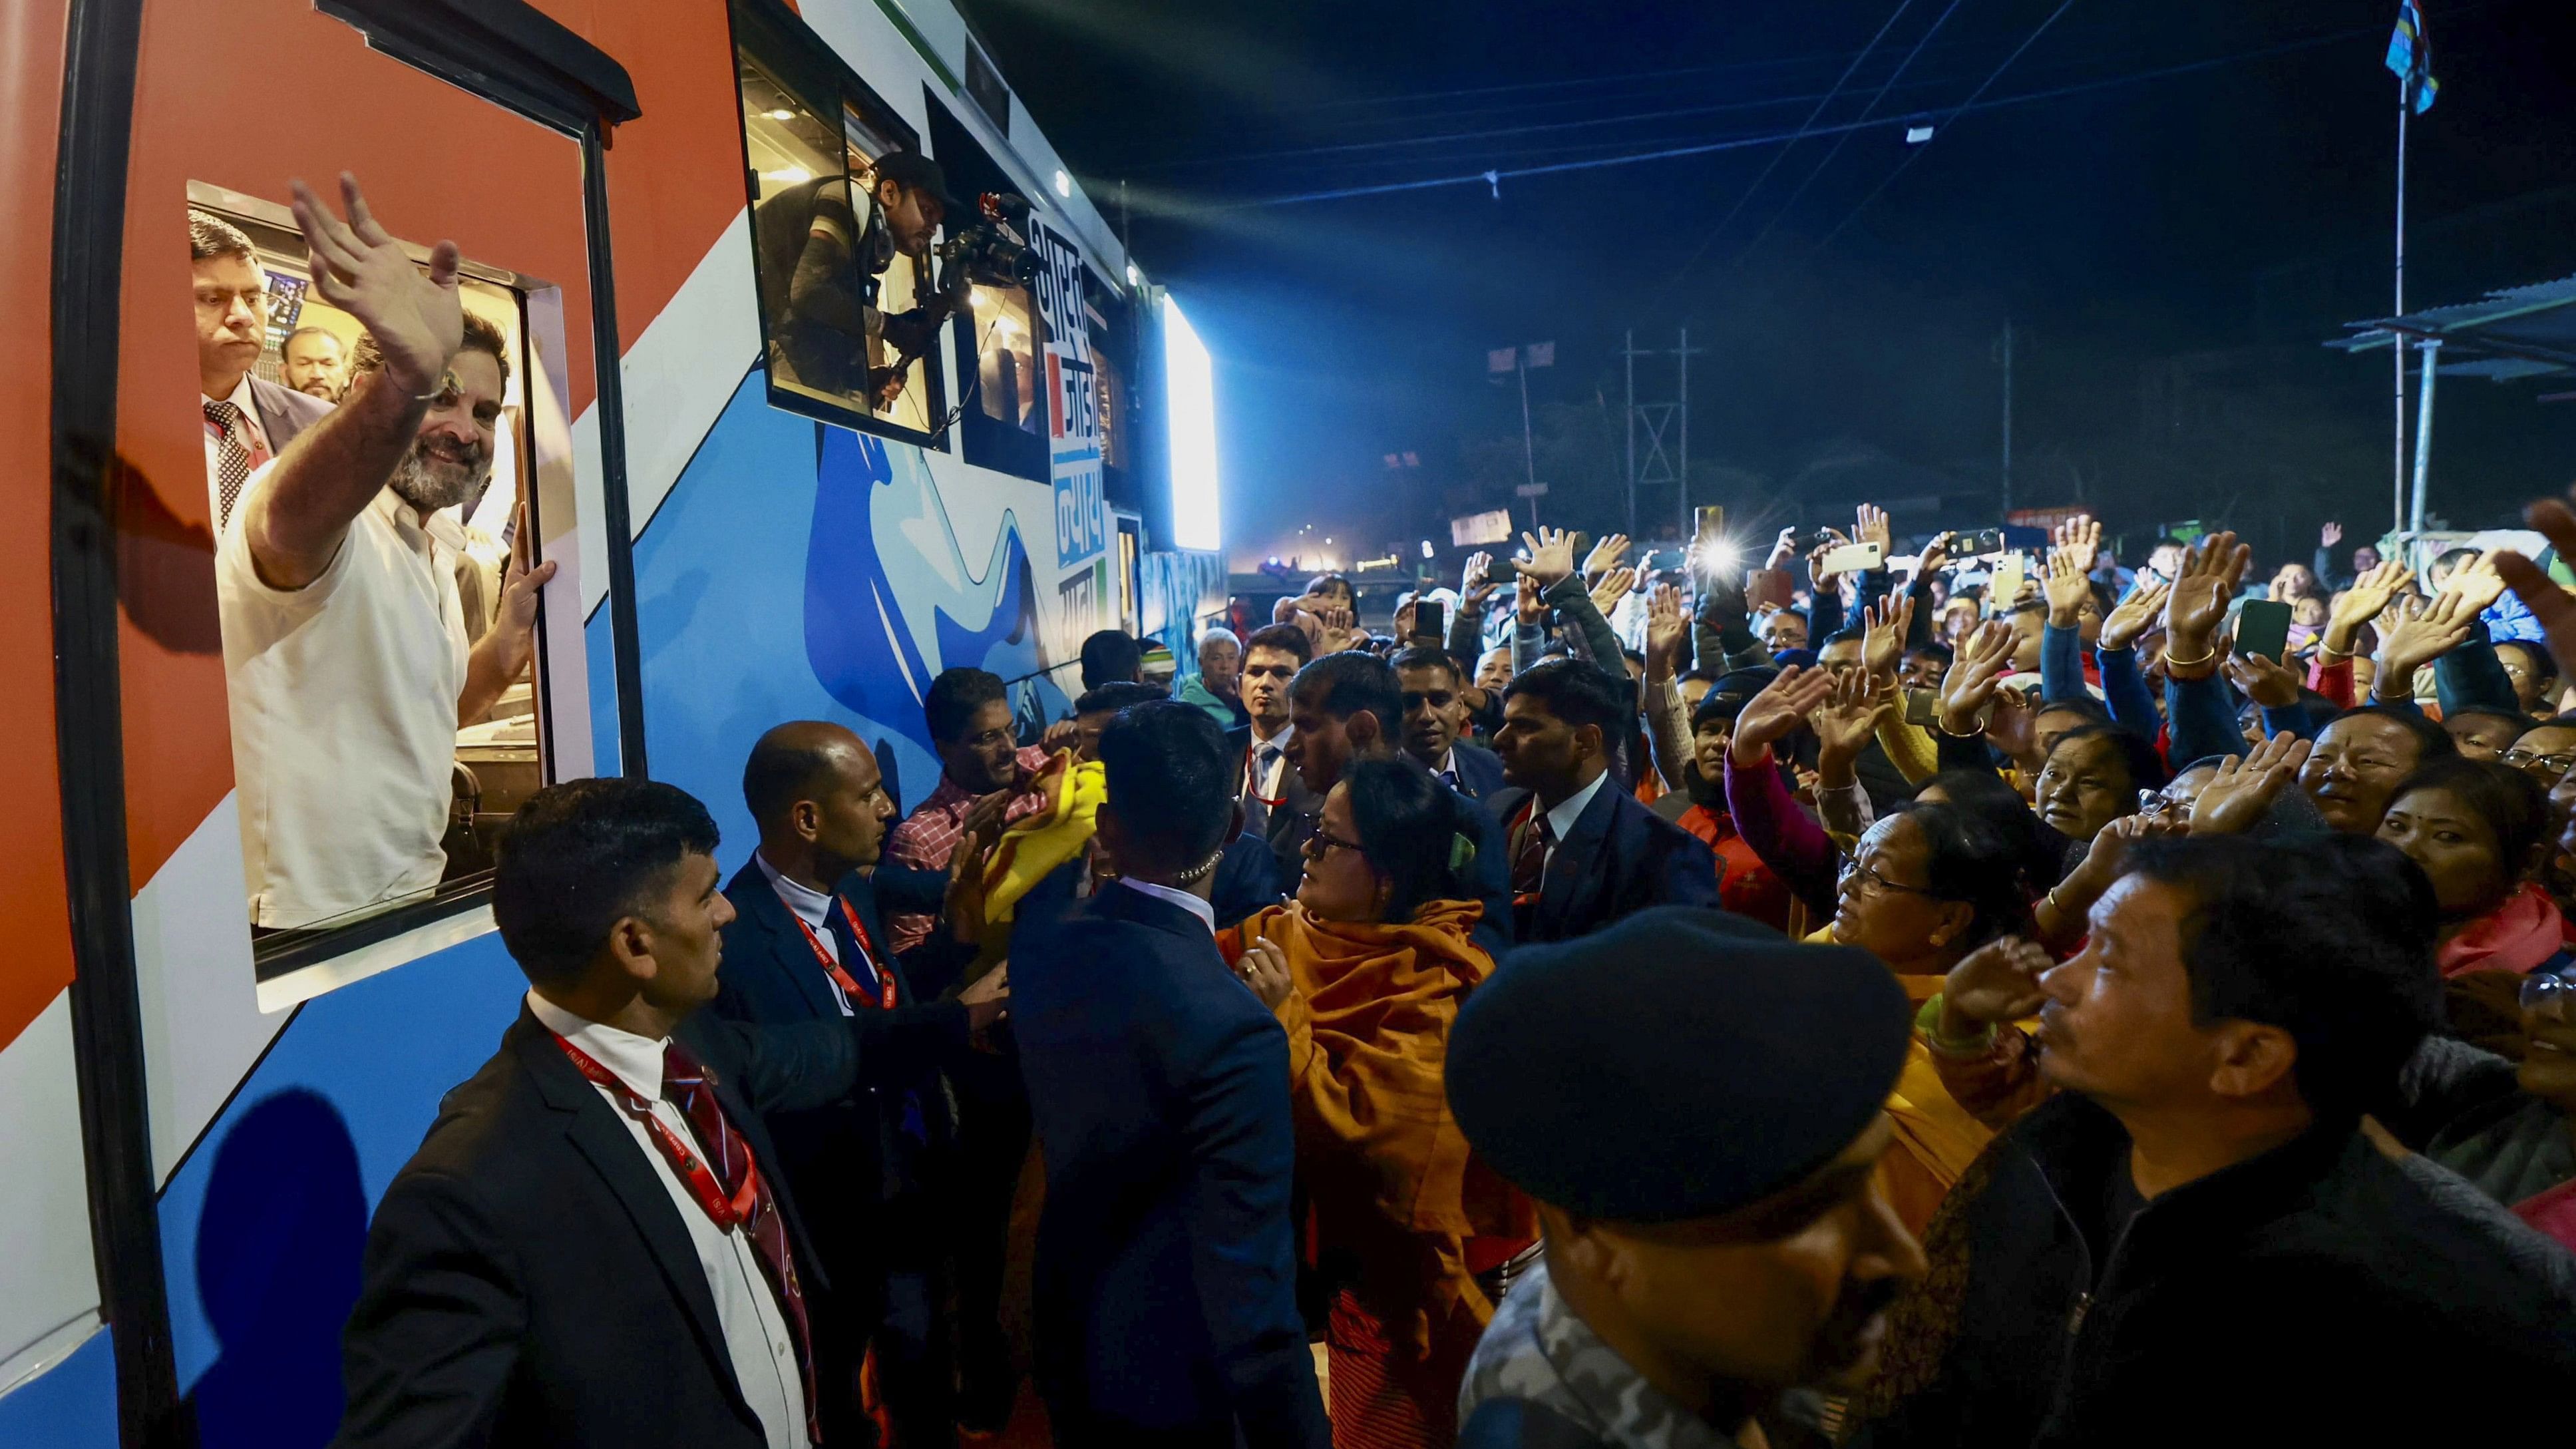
[626,364,1077,858]
[153,934,526,1430]
[0,0,108,1415]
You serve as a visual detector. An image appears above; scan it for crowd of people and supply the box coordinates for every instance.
[271,172,2576,1449]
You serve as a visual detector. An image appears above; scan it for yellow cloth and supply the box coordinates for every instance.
[980,753,1102,924]
[1804,927,1996,1236]
[1876,715,1941,785]
[1223,901,1535,1359]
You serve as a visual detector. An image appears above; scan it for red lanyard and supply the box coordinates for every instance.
[786,895,898,1011]
[552,1035,757,1231]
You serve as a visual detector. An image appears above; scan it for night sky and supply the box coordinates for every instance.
[958,0,2576,568]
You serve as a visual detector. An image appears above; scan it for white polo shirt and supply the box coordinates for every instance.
[218,473,470,929]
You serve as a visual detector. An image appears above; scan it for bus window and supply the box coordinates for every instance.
[188,195,558,968]
[737,25,948,442]
[925,97,1048,481]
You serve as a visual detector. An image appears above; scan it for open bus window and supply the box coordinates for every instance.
[925,95,1049,481]
[188,194,562,974]
[967,282,1042,437]
[737,20,948,443]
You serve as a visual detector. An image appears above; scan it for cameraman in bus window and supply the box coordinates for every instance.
[218,174,552,932]
[754,150,955,410]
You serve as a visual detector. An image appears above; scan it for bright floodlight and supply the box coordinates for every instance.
[1162,295,1221,552]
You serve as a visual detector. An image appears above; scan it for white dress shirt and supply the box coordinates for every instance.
[1117,876,1216,935]
[1540,769,1610,879]
[218,479,471,929]
[1245,722,1296,801]
[754,851,856,1016]
[524,992,808,1449]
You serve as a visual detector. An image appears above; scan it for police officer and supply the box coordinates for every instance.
[1449,909,1927,1448]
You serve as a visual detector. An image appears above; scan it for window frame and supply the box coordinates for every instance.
[730,0,952,448]
[186,182,590,988]
[922,92,1050,484]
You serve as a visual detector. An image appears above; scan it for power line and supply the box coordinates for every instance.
[1233,18,2359,209]
[1813,0,2084,252]
[1647,1,1919,307]
[1738,0,1973,262]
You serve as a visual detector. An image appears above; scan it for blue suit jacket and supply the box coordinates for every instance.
[1439,739,1509,807]
[1489,778,1722,944]
[707,858,970,1303]
[1010,871,1328,1447]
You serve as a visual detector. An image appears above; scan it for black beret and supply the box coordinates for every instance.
[1447,906,1911,1223]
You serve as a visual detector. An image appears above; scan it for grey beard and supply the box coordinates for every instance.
[387,441,489,515]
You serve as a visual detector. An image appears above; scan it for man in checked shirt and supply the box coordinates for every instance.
[880,668,1057,954]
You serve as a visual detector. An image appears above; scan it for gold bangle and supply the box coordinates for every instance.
[2162,644,2217,669]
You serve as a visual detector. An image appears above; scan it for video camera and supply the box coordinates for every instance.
[935,192,1040,302]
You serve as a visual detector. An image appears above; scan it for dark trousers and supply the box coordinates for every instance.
[943,1052,1031,1427]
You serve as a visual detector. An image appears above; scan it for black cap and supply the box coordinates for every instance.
[870,151,960,214]
[1447,907,1911,1224]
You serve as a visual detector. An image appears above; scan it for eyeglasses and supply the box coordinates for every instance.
[1837,853,1942,899]
[2500,748,2576,775]
[1303,825,1364,860]
[2521,972,2573,1021]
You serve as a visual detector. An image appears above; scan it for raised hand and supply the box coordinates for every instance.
[1580,531,1632,582]
[1315,606,1362,654]
[1939,936,2054,1038]
[2375,590,2477,687]
[1515,527,1579,588]
[1765,526,1802,571]
[1812,668,1893,769]
[1861,592,1914,680]
[2325,558,2411,656]
[2098,580,2169,653]
[2053,515,2102,576]
[1807,527,1857,586]
[1937,620,2019,735]
[2221,650,2303,709]
[1730,664,1835,765]
[2321,520,2344,550]
[1462,551,1499,608]
[1984,686,2037,765]
[2440,550,2509,615]
[1645,582,1690,680]
[1515,570,1545,627]
[2042,547,2094,628]
[2494,489,2576,686]
[2189,732,2314,835]
[1588,566,1638,618]
[291,174,462,396]
[1914,530,1954,582]
[2162,530,2251,674]
[1856,503,1893,555]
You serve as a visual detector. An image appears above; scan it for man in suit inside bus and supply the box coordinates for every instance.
[1010,701,1328,1449]
[1391,644,1507,809]
[1487,658,1720,944]
[711,721,990,1449]
[192,209,332,532]
[333,777,1008,1449]
[1225,622,1318,878]
[220,176,555,936]
[1283,650,1515,960]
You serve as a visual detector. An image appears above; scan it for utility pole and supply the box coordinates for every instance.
[1622,330,1699,540]
[2394,81,2410,535]
[1676,327,1698,541]
[1998,320,2016,518]
[1622,329,1638,538]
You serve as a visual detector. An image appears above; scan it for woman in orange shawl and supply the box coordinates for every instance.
[1220,758,1533,1449]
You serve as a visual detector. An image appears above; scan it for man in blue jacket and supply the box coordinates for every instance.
[1011,700,1328,1449]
